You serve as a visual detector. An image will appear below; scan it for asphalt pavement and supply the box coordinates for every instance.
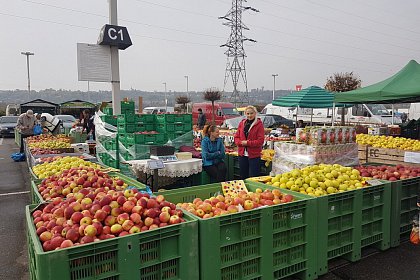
[0,137,418,280]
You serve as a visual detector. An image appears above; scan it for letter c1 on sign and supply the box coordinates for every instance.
[97,24,132,50]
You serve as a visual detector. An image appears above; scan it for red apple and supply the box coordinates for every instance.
[169,215,181,225]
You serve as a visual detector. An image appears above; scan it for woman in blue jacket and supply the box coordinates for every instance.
[201,124,227,182]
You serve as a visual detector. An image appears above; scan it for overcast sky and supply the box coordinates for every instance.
[1,0,420,93]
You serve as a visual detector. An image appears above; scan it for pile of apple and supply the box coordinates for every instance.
[354,165,420,181]
[356,134,420,151]
[27,134,70,142]
[31,148,63,155]
[29,140,72,150]
[32,156,101,179]
[35,155,85,165]
[177,189,294,219]
[37,167,130,201]
[32,189,185,251]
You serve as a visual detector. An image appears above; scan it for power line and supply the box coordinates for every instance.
[130,0,215,18]
[258,0,420,44]
[305,0,420,36]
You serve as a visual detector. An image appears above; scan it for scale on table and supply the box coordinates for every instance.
[150,155,178,162]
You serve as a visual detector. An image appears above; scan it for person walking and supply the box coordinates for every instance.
[201,124,227,182]
[16,110,36,153]
[82,109,95,140]
[234,105,265,179]
[197,108,206,129]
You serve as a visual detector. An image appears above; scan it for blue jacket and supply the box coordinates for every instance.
[201,136,225,167]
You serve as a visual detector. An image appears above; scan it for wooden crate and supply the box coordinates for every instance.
[358,144,368,164]
[366,147,420,167]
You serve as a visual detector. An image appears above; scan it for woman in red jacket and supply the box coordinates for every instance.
[234,105,265,179]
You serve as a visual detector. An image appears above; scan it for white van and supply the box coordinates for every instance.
[6,104,19,116]
[262,103,401,125]
[143,107,174,114]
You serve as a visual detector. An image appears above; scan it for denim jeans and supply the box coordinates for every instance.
[239,156,261,179]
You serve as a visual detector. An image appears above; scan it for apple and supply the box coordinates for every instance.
[155,195,165,203]
[36,226,48,236]
[122,220,134,231]
[169,215,181,225]
[92,221,103,235]
[122,201,135,213]
[111,207,122,217]
[243,200,254,210]
[149,224,159,230]
[39,231,53,242]
[80,235,94,244]
[227,205,238,214]
[147,199,158,209]
[129,225,141,234]
[117,196,127,206]
[60,240,74,249]
[117,213,129,224]
[94,210,108,222]
[110,224,123,234]
[66,228,80,242]
[104,215,117,226]
[159,212,170,223]
[130,213,142,224]
[80,216,92,226]
[144,217,154,227]
[161,206,171,213]
[131,206,144,215]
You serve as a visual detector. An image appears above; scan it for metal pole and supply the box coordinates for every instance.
[332,102,336,127]
[272,74,278,101]
[109,0,121,115]
[296,105,299,126]
[310,108,313,126]
[163,82,167,111]
[391,104,395,125]
[21,52,34,96]
[184,75,189,99]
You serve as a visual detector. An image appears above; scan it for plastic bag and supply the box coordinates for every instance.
[33,124,42,135]
[11,153,26,162]
[410,213,419,245]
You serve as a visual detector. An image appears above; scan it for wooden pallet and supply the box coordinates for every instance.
[358,144,368,164]
[366,146,420,167]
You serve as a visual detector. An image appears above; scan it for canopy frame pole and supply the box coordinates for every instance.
[332,102,336,127]
[310,108,313,126]
[391,104,395,125]
[296,106,299,126]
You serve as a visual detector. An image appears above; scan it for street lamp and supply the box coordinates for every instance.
[272,74,278,101]
[21,51,34,96]
[163,82,167,111]
[184,75,189,99]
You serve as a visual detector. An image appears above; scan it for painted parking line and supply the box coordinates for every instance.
[0,191,30,197]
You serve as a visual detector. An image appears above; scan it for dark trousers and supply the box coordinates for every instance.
[239,156,261,179]
[204,161,227,183]
[20,133,33,153]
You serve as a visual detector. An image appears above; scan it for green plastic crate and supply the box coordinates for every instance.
[118,124,137,133]
[230,155,271,179]
[100,115,118,126]
[156,114,192,124]
[390,177,420,247]
[26,204,199,280]
[156,123,192,133]
[128,133,166,145]
[30,172,146,204]
[117,114,136,124]
[104,139,118,151]
[360,182,391,251]
[137,123,156,132]
[159,182,317,280]
[137,114,156,124]
[103,107,113,115]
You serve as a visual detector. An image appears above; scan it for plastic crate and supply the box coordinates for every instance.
[156,123,192,133]
[117,114,136,124]
[390,177,420,247]
[137,124,156,132]
[26,204,199,280]
[360,182,391,251]
[230,155,271,179]
[156,114,192,124]
[159,182,317,280]
[316,190,362,275]
[103,107,113,115]
[137,114,156,124]
[30,172,146,204]
[128,133,166,145]
[100,115,118,126]
[104,139,118,151]
[117,124,137,133]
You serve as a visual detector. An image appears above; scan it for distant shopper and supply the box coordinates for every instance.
[16,110,36,153]
[401,112,408,123]
[82,109,95,140]
[297,119,305,128]
[201,124,227,182]
[234,105,265,179]
[197,108,206,129]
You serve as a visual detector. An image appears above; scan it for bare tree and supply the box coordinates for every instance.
[325,72,361,125]
[175,95,191,113]
[203,88,222,124]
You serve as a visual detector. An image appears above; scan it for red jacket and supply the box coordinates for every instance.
[234,118,265,158]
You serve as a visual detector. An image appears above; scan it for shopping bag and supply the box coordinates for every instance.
[410,227,419,245]
[33,124,42,135]
[11,153,26,162]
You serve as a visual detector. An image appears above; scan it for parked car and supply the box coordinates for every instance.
[0,116,19,137]
[143,107,174,114]
[221,114,294,130]
[55,115,76,129]
[192,102,240,126]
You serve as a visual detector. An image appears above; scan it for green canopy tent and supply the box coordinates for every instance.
[272,86,349,125]
[334,60,420,104]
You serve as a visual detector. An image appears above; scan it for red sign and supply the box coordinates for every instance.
[295,85,302,91]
